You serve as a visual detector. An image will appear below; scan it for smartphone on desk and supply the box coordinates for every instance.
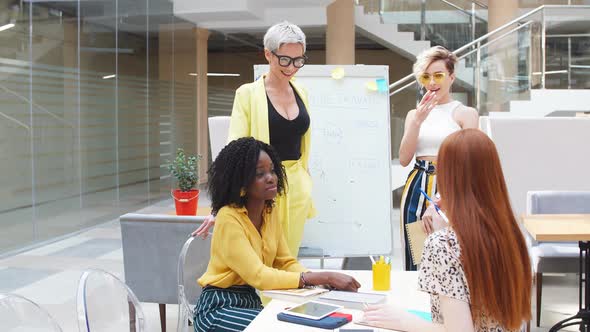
[281,301,342,320]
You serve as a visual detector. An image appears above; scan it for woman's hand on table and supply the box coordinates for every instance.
[192,214,215,239]
[326,272,361,292]
[362,304,416,331]
[304,272,361,292]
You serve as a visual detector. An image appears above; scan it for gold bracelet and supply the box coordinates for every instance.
[300,272,308,288]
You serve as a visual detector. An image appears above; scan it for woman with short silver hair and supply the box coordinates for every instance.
[194,21,315,258]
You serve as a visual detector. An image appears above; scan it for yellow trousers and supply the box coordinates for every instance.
[275,159,316,257]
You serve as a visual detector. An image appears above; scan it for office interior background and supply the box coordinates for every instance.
[0,0,589,257]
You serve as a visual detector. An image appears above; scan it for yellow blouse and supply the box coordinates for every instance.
[198,205,307,290]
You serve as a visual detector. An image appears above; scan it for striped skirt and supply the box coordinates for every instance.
[400,159,438,271]
[194,285,263,332]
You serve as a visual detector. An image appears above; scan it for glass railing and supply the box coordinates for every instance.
[357,0,488,51]
[356,2,589,158]
[472,19,537,113]
[389,5,590,115]
[386,0,487,51]
[386,5,590,157]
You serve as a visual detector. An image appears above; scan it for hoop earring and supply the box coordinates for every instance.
[240,188,246,198]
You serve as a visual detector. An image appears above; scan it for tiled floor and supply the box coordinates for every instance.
[0,198,582,331]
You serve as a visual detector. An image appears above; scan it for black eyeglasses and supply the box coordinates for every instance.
[271,51,307,68]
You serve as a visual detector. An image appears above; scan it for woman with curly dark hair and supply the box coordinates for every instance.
[193,137,360,332]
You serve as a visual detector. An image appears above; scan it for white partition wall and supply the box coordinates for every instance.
[482,117,590,215]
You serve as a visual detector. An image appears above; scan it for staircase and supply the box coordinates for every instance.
[354,1,479,90]
[386,4,590,117]
[354,5,431,59]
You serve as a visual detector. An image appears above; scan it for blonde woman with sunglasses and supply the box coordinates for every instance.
[399,46,479,271]
[193,21,315,258]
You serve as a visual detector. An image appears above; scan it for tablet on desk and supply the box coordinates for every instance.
[282,301,342,320]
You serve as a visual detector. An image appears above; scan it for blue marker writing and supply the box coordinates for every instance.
[419,189,449,223]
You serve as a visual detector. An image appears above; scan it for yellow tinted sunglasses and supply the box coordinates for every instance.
[418,72,447,86]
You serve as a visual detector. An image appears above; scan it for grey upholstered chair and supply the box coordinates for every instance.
[0,293,63,332]
[177,235,212,332]
[526,191,590,327]
[77,269,146,332]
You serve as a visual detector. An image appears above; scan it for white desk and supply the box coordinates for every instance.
[245,271,430,331]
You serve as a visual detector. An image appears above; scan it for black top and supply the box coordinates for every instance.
[267,85,310,161]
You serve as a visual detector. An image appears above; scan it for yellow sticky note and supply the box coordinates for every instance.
[331,67,345,80]
[366,80,378,91]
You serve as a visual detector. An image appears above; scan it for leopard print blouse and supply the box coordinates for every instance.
[417,228,520,332]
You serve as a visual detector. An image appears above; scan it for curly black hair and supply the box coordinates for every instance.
[208,137,287,213]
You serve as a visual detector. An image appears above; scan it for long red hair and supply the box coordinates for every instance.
[437,129,531,329]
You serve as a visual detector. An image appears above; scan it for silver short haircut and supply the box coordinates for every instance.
[412,46,458,79]
[263,21,306,53]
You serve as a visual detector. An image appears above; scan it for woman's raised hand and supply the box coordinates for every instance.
[413,90,438,126]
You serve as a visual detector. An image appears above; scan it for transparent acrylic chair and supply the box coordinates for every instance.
[177,235,212,332]
[76,269,145,332]
[0,293,63,332]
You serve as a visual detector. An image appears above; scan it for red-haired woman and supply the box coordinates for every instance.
[364,129,531,331]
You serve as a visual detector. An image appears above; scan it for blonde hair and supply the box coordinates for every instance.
[412,46,458,80]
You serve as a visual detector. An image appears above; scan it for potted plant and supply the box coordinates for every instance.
[168,148,202,215]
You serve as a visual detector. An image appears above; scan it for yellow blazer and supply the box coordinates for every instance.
[227,75,312,172]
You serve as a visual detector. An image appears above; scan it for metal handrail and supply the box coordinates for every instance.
[365,0,487,47]
[438,0,486,21]
[389,4,590,95]
[389,5,543,92]
[470,0,487,9]
[361,0,486,15]
[457,20,534,61]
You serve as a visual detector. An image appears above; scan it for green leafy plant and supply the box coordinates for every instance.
[168,148,202,192]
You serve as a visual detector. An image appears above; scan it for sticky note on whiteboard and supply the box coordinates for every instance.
[331,67,345,80]
[365,80,378,91]
[376,78,388,92]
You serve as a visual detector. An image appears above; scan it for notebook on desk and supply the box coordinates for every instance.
[262,287,329,302]
[318,291,387,309]
[405,220,428,264]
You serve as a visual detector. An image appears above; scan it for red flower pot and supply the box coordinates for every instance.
[172,189,199,216]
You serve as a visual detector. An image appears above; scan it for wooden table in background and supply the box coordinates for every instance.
[522,214,590,332]
[523,214,590,242]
